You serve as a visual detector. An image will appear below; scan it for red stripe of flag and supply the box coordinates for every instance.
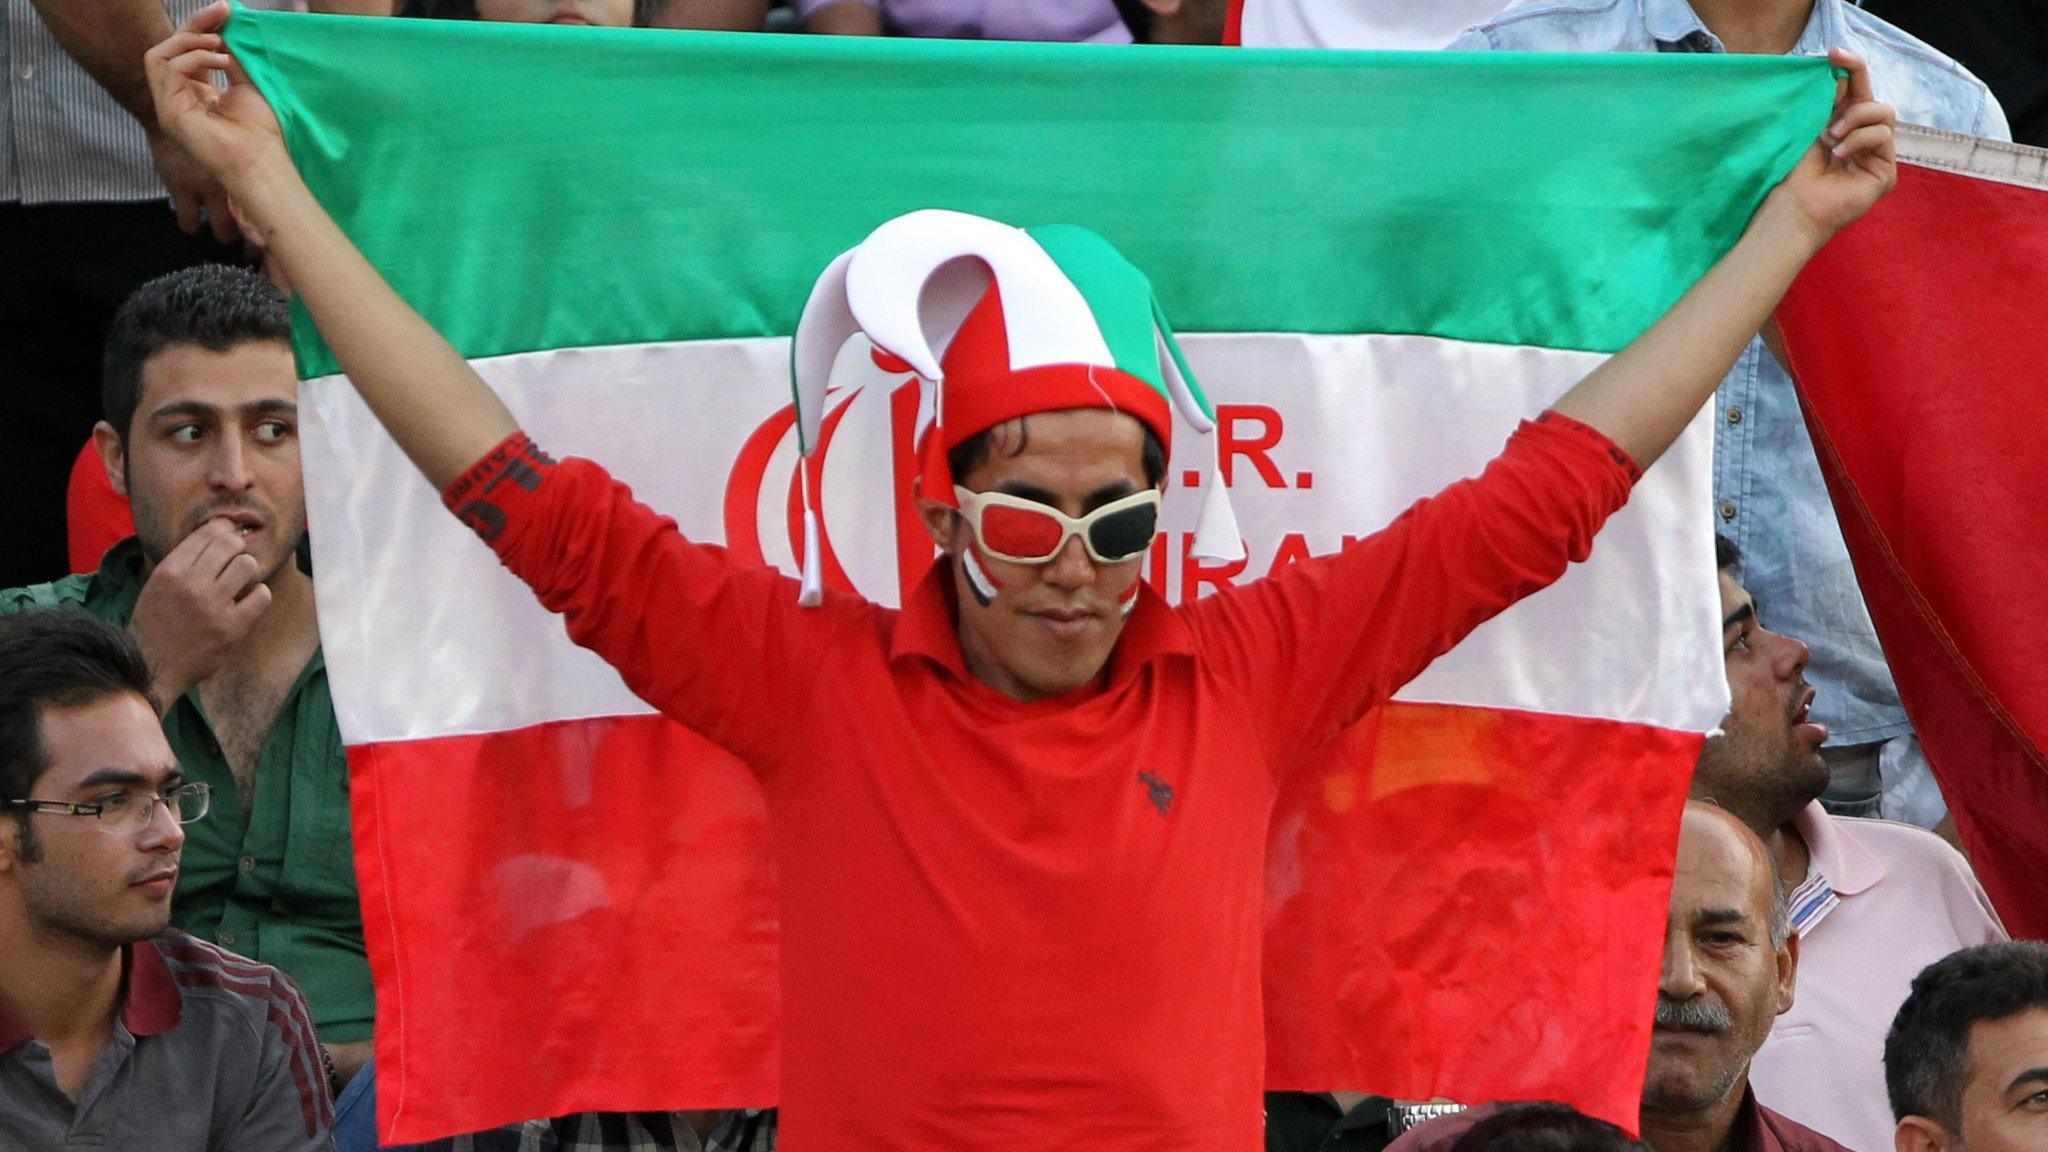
[1776,139,2048,940]
[1265,700,1699,1133]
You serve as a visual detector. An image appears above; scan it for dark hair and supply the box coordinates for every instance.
[101,264,291,444]
[1886,941,2048,1131]
[0,612,157,859]
[400,0,662,25]
[1446,1102,1649,1152]
[948,416,1169,491]
[1715,533,1741,572]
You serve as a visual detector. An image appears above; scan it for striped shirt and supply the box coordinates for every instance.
[0,0,288,204]
[0,930,334,1151]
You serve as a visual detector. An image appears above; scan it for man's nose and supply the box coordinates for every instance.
[1659,932,1706,999]
[1768,629,1811,679]
[138,798,186,852]
[207,435,257,491]
[1039,533,1096,588]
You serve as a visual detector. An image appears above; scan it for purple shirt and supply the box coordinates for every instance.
[793,0,1134,43]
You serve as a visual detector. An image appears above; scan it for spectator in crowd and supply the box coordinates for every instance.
[0,267,377,1106]
[400,0,769,28]
[0,610,333,1151]
[149,1,1901,1143]
[1698,536,2006,1152]
[798,0,1194,43]
[1232,0,1520,50]
[1453,0,2009,839]
[425,1110,776,1152]
[1267,1092,1436,1152]
[1637,801,1847,1152]
[1885,941,2048,1152]
[401,0,646,24]
[1853,0,2046,147]
[0,0,266,592]
[1383,1102,1647,1152]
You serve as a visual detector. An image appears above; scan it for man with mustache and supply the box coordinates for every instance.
[0,610,331,1151]
[0,265,376,1098]
[1697,538,2006,1152]
[1644,801,1845,1152]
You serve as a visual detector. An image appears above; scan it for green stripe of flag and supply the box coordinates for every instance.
[226,6,1831,380]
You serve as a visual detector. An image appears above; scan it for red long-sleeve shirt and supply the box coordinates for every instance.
[442,411,1639,1152]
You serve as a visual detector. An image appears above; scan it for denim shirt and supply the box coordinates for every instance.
[1452,0,2009,743]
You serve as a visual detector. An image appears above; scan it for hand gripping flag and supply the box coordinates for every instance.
[1776,125,2048,941]
[221,9,1832,1140]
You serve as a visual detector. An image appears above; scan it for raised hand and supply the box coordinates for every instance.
[1770,48,1898,245]
[144,2,286,192]
[130,517,275,708]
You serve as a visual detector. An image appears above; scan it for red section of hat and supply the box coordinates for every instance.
[936,281,1174,453]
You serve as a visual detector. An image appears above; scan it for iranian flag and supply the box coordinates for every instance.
[223,9,1832,1141]
[1777,126,2048,941]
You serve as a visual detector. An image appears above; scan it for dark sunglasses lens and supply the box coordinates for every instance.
[1087,502,1158,562]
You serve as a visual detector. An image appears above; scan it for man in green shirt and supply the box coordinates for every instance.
[0,263,373,1088]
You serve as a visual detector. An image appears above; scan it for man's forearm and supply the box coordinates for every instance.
[234,157,520,489]
[806,0,884,35]
[1548,192,1825,468]
[29,0,176,123]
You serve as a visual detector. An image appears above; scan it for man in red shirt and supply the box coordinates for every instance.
[147,7,1898,1147]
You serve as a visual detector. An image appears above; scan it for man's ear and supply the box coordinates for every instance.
[917,497,959,554]
[92,420,128,498]
[1893,1116,1950,1152]
[0,819,20,874]
[1773,931,1800,1017]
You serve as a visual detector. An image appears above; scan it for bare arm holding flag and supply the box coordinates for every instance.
[1546,50,1896,465]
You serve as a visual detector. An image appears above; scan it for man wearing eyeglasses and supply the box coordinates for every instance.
[0,264,375,1097]
[0,609,333,1151]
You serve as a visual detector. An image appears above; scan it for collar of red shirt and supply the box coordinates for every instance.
[1792,801,1887,897]
[887,558,1196,687]
[0,939,182,1054]
[1742,1084,1854,1151]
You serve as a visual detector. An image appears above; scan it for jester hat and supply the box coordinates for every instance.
[789,209,1244,606]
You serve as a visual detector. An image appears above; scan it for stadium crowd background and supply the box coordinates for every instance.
[2,1,2046,1151]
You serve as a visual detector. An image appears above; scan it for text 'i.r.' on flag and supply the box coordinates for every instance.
[224,10,1830,1140]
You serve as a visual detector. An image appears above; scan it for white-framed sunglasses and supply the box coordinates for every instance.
[952,485,1162,565]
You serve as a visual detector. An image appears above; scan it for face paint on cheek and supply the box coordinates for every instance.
[1118,578,1140,617]
[961,545,1004,607]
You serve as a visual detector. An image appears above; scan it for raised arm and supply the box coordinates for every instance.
[145,1,517,489]
[1549,48,1896,467]
[1192,60,1895,769]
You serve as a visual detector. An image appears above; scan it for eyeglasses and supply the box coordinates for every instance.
[2,781,212,832]
[952,485,1161,566]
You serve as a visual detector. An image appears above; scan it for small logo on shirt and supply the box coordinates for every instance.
[1138,771,1174,816]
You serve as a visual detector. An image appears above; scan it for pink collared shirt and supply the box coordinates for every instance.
[1750,804,2008,1152]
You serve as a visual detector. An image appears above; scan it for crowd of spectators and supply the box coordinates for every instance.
[1,1,2042,1151]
